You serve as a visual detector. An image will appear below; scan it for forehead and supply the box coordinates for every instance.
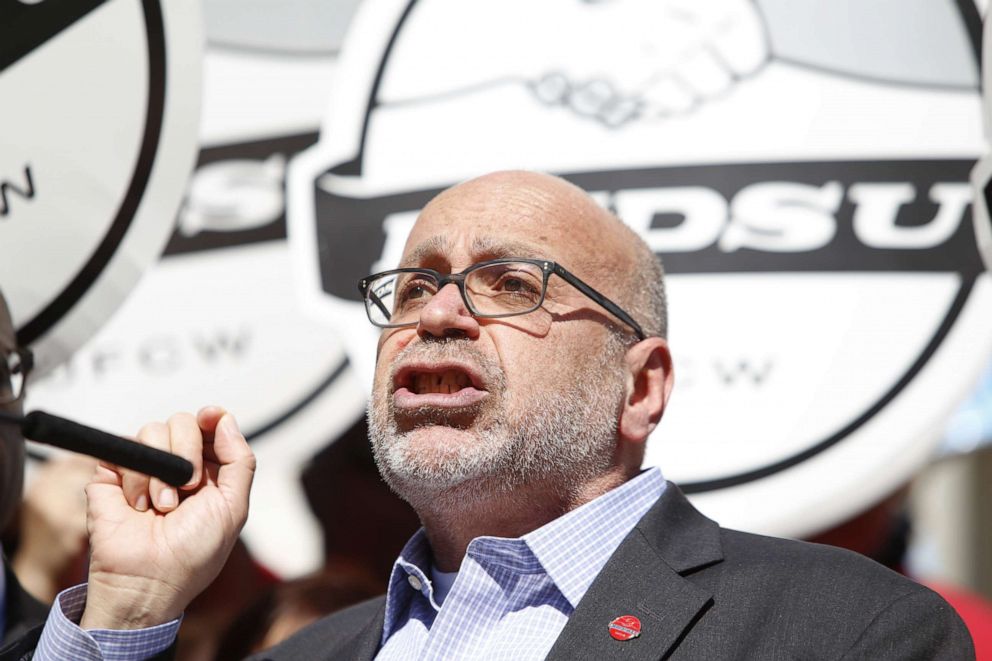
[400,177,603,268]
[401,235,544,267]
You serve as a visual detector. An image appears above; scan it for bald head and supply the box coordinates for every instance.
[410,170,666,338]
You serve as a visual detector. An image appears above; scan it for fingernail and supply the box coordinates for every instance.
[135,494,149,512]
[159,489,177,509]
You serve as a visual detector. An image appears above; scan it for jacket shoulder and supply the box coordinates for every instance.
[607,484,972,658]
[717,527,924,598]
[707,528,973,657]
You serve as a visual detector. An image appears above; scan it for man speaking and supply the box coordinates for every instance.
[47,171,973,658]
[253,171,974,659]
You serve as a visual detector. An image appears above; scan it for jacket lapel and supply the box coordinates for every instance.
[545,483,722,661]
[323,605,385,661]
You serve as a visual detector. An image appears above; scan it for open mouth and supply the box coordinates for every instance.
[411,370,472,395]
[393,363,489,409]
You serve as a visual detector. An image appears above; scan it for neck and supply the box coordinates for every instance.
[416,467,630,571]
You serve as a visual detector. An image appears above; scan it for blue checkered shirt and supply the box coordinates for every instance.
[34,584,180,660]
[376,468,666,660]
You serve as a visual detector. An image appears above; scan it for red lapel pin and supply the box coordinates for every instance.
[608,615,642,641]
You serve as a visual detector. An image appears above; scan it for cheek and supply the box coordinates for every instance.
[391,331,416,352]
[374,331,416,385]
[488,329,557,387]
[505,330,598,387]
[378,328,414,354]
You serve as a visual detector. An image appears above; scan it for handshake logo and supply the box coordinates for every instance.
[528,0,769,127]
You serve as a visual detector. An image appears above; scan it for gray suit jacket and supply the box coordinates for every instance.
[251,483,975,660]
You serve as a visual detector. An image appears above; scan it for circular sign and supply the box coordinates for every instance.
[0,0,201,375]
[288,0,992,538]
[24,3,359,576]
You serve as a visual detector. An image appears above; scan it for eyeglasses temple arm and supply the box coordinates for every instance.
[552,265,646,340]
[369,290,392,321]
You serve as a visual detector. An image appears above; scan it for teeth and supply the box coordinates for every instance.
[412,370,471,394]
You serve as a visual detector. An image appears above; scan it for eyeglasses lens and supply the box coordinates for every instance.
[364,261,546,327]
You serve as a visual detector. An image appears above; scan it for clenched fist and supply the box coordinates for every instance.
[80,407,255,630]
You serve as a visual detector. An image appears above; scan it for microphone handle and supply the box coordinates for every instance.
[22,411,194,487]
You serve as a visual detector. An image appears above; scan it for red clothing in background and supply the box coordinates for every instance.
[928,582,992,660]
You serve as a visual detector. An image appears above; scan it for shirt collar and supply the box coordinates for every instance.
[382,468,666,637]
[382,527,437,640]
[523,467,666,608]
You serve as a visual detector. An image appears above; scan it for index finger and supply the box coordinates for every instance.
[166,412,204,490]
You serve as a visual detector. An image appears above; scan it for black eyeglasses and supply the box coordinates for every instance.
[358,258,645,340]
[0,347,33,405]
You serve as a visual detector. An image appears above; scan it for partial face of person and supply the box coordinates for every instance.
[367,172,634,504]
[0,294,25,532]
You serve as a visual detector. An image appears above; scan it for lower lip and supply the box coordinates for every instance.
[393,387,488,409]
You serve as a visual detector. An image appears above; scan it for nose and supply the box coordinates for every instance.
[417,283,480,340]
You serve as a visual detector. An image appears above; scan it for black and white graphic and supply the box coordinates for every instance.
[289,0,992,537]
[196,0,359,147]
[971,6,992,276]
[0,0,202,375]
[27,132,365,578]
[23,1,363,577]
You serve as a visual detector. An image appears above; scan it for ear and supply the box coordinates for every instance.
[618,337,674,444]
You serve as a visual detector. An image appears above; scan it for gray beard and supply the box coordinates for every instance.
[367,339,626,510]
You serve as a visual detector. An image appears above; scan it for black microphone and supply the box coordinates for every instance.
[0,410,194,487]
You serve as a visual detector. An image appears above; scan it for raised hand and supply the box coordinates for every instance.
[79,407,255,630]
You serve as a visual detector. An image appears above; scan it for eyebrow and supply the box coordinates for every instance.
[400,236,451,267]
